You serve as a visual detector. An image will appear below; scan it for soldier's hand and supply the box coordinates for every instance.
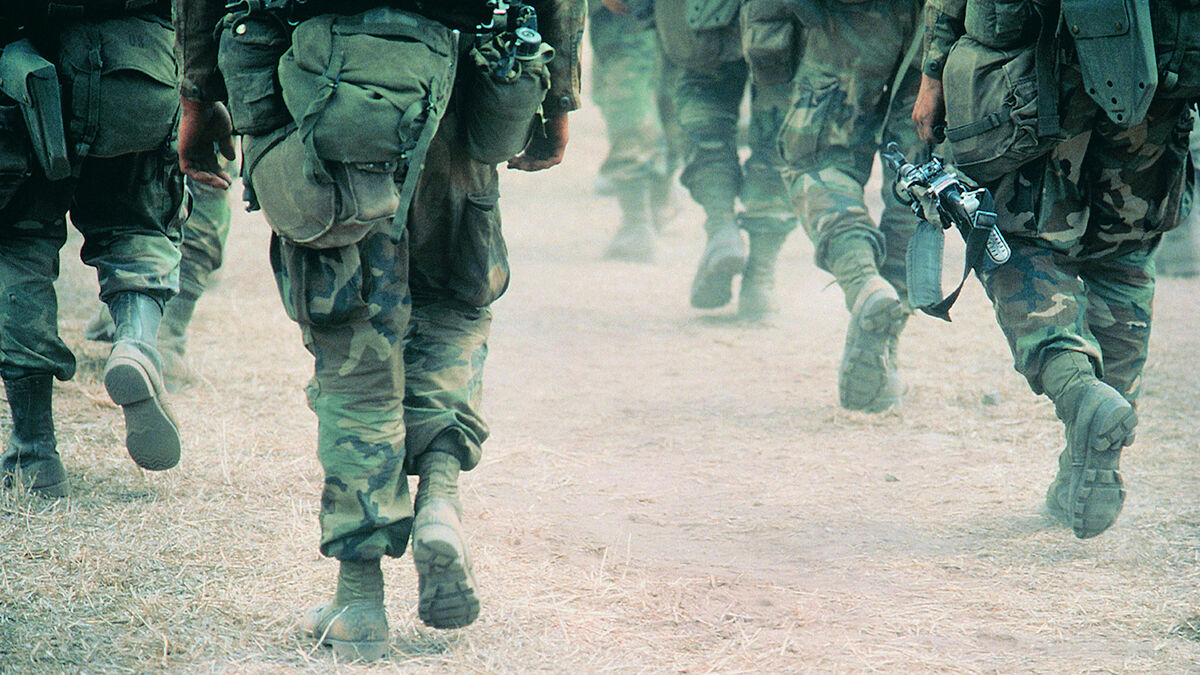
[179,98,236,190]
[602,0,629,14]
[507,114,569,172]
[912,74,946,146]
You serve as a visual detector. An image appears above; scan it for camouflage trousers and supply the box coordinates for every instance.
[778,0,924,296]
[268,109,499,562]
[0,145,184,381]
[177,172,232,301]
[977,66,1193,399]
[589,6,674,188]
[665,57,794,231]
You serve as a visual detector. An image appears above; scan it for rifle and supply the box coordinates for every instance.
[880,142,1010,321]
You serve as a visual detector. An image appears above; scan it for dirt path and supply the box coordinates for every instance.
[2,86,1200,674]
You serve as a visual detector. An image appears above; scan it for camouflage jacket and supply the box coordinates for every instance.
[173,0,585,115]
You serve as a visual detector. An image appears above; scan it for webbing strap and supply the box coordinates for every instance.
[944,112,1003,142]
[877,21,926,148]
[1034,1,1062,137]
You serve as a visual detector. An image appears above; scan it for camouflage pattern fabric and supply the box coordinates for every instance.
[588,4,669,188]
[778,0,924,297]
[0,144,183,382]
[178,174,232,300]
[977,65,1193,399]
[267,95,503,561]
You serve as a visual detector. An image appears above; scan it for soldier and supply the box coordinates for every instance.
[0,0,185,497]
[653,0,794,318]
[914,0,1199,538]
[174,0,584,659]
[1154,110,1199,278]
[85,168,233,390]
[776,0,924,412]
[590,0,673,262]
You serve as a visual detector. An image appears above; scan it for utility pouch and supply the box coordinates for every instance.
[740,0,802,86]
[247,127,400,248]
[272,6,457,245]
[218,10,293,135]
[0,40,70,180]
[448,190,510,307]
[57,14,179,159]
[460,28,553,164]
[1062,0,1156,126]
[655,0,742,68]
[0,102,31,208]
[1150,0,1200,101]
[964,0,1036,49]
[942,33,1062,183]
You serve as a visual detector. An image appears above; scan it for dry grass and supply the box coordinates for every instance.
[3,89,1200,674]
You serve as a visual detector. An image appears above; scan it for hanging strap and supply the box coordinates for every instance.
[1034,1,1062,137]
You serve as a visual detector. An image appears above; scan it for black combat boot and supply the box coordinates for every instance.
[690,206,746,309]
[737,226,787,320]
[301,558,390,661]
[1,375,65,497]
[604,183,656,263]
[412,446,479,629]
[104,291,181,471]
[1040,351,1136,539]
[158,292,199,391]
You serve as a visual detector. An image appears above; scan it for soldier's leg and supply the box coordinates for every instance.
[273,231,410,662]
[156,173,233,387]
[1080,250,1156,402]
[72,143,185,472]
[590,7,663,262]
[738,79,796,319]
[0,172,74,497]
[780,0,919,411]
[668,58,749,309]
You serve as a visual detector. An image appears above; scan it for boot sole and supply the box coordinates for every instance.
[839,291,906,412]
[1070,402,1136,539]
[323,637,388,662]
[413,523,480,630]
[104,350,181,471]
[690,251,746,309]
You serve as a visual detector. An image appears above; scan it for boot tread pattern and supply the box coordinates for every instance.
[414,533,480,630]
[839,289,906,412]
[104,346,181,471]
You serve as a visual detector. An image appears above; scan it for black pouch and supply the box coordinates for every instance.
[0,102,31,209]
[218,11,293,136]
[1151,0,1200,101]
[460,36,553,164]
[447,190,510,307]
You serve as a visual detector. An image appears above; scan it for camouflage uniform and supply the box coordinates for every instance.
[778,0,923,411]
[0,2,185,494]
[654,0,793,315]
[175,0,584,642]
[926,0,1196,538]
[589,1,674,261]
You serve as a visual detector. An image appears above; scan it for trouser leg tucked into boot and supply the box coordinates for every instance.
[1,375,65,497]
[412,446,479,629]
[830,236,907,412]
[1039,350,1136,539]
[737,225,787,320]
[104,291,181,471]
[690,205,746,309]
[604,182,656,263]
[158,292,199,392]
[301,558,389,662]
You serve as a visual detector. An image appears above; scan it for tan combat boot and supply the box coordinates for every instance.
[413,450,480,629]
[302,559,389,661]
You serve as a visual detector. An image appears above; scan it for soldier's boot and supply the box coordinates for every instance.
[1040,351,1137,539]
[648,171,678,233]
[301,559,389,662]
[737,228,787,320]
[1155,224,1199,278]
[604,184,656,263]
[158,293,199,392]
[689,207,746,309]
[413,450,479,629]
[0,375,66,498]
[830,236,906,412]
[1043,446,1073,526]
[103,292,181,471]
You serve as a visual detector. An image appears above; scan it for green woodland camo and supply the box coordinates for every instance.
[977,66,1192,399]
[779,0,923,298]
[178,176,231,300]
[589,4,668,187]
[267,105,500,561]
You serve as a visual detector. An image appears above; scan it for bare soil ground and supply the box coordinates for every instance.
[3,89,1200,675]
